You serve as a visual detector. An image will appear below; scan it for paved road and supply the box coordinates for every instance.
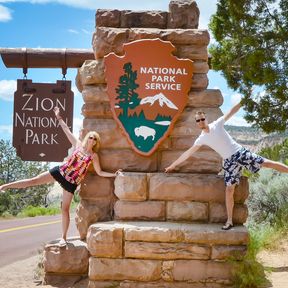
[0,214,78,268]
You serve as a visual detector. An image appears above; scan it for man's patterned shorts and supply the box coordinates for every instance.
[223,147,264,186]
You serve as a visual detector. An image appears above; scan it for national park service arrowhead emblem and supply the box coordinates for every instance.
[104,39,193,156]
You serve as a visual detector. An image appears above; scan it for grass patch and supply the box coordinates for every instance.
[0,195,80,219]
[19,205,60,217]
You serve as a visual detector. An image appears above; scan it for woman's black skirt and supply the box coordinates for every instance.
[49,166,77,194]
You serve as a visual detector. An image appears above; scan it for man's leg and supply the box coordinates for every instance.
[261,159,288,173]
[224,184,236,227]
[222,155,242,230]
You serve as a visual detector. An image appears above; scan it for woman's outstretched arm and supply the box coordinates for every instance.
[92,153,122,177]
[54,107,80,147]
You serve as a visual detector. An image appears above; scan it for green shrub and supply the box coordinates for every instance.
[232,226,271,287]
[0,211,13,218]
[0,140,52,216]
[248,169,288,225]
[0,192,12,215]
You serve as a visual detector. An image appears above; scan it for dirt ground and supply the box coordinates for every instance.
[0,254,88,288]
[0,240,287,288]
[257,239,288,288]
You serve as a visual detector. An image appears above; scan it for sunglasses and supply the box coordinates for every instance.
[195,118,206,123]
[89,136,97,141]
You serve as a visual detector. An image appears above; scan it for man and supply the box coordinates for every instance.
[165,101,288,230]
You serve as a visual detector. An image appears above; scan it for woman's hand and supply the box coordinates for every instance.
[53,106,61,120]
[115,169,124,177]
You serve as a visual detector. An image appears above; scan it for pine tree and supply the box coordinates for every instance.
[115,62,140,118]
[209,0,288,132]
[0,140,51,215]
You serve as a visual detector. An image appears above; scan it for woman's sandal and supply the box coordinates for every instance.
[221,223,234,230]
[59,238,67,247]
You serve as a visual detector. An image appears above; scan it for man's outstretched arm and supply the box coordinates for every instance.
[223,101,242,122]
[165,144,201,172]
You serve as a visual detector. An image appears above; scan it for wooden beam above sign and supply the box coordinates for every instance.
[0,48,94,68]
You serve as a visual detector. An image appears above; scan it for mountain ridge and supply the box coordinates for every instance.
[225,125,288,152]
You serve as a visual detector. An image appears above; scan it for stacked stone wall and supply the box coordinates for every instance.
[114,173,248,224]
[87,221,248,287]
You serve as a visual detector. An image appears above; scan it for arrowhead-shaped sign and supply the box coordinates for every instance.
[104,39,193,156]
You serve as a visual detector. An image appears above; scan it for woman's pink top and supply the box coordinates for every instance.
[59,148,93,185]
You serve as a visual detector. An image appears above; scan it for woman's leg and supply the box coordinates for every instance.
[61,190,74,241]
[0,171,55,191]
[261,159,288,173]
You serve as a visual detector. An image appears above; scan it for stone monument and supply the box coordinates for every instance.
[44,1,249,287]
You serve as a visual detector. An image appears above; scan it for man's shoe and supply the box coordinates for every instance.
[221,223,234,230]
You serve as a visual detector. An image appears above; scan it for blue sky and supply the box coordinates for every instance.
[0,0,247,142]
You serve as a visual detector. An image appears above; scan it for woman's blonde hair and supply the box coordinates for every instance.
[82,131,101,153]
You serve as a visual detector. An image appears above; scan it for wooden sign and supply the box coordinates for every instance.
[13,79,74,161]
[104,38,193,156]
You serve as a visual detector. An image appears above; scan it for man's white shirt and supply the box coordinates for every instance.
[194,116,242,159]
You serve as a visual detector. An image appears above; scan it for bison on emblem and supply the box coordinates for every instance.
[134,126,156,141]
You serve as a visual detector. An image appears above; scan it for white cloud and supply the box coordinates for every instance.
[0,4,12,22]
[259,90,266,97]
[68,28,79,34]
[0,1,170,10]
[226,116,250,127]
[73,117,83,135]
[0,1,217,30]
[81,29,90,35]
[0,80,17,101]
[231,93,242,105]
[197,0,217,29]
[0,124,12,135]
[52,0,169,10]
[68,28,91,35]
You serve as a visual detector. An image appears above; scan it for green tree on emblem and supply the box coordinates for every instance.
[116,62,140,118]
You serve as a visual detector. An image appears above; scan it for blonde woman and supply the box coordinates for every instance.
[0,107,122,246]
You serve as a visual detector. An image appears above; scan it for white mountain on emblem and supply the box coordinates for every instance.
[140,93,178,110]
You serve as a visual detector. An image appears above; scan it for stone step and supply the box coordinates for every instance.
[87,221,249,252]
[43,237,89,285]
[86,221,248,286]
[88,281,232,288]
[114,173,248,224]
